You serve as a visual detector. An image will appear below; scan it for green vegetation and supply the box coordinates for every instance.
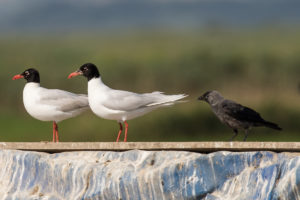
[1,29,300,142]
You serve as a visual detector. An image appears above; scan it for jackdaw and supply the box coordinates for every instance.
[198,90,282,141]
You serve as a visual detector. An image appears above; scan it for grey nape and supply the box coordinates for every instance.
[198,90,282,141]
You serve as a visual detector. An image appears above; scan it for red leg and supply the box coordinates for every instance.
[52,122,56,142]
[124,121,128,142]
[54,122,59,142]
[116,123,123,142]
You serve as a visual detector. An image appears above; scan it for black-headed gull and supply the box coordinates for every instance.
[68,63,187,142]
[13,68,89,142]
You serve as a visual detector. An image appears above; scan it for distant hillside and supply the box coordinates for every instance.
[0,0,300,34]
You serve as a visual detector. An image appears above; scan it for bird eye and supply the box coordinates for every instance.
[25,71,29,75]
[83,67,88,71]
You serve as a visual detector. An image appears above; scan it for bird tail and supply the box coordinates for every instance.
[263,120,282,131]
[146,92,188,107]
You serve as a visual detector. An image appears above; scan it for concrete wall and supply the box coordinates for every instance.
[0,150,299,199]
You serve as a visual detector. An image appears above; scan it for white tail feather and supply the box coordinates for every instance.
[146,93,188,107]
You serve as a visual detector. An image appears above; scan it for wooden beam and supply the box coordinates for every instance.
[0,142,299,153]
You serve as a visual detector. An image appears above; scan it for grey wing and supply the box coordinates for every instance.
[221,100,265,123]
[101,90,156,111]
[39,89,89,112]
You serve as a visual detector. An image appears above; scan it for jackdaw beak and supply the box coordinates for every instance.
[198,95,204,101]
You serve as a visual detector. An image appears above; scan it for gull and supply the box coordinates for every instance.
[13,68,89,142]
[68,63,187,142]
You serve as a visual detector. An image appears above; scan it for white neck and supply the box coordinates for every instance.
[88,77,109,92]
[24,82,40,88]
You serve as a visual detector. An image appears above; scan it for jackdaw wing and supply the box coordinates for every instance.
[221,100,265,124]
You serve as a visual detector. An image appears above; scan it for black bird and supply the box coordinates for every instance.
[198,90,282,141]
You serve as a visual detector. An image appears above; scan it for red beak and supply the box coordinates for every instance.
[12,74,24,80]
[68,71,82,79]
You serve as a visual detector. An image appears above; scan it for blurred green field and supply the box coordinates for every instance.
[1,29,300,142]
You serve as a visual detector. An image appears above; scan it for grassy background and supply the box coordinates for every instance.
[1,28,300,142]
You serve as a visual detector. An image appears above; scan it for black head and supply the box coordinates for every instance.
[13,68,40,83]
[80,63,100,81]
[83,63,101,80]
[68,63,100,81]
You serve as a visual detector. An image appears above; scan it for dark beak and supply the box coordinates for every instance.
[198,95,204,101]
[68,70,82,79]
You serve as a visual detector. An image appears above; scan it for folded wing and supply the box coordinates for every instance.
[221,100,265,123]
[102,90,187,111]
[38,89,89,113]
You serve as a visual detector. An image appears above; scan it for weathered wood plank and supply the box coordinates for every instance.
[0,142,298,153]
